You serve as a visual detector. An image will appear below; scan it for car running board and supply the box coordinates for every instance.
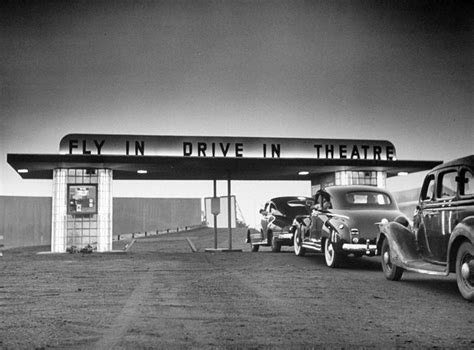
[302,242,322,251]
[253,240,269,246]
[398,260,448,276]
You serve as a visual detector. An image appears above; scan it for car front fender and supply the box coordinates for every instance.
[380,222,421,269]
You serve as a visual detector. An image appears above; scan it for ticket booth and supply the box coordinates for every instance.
[51,168,112,253]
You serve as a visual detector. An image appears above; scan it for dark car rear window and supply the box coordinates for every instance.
[342,191,395,209]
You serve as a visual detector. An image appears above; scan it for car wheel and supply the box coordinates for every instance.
[294,226,306,257]
[250,243,259,252]
[455,241,474,301]
[271,235,281,252]
[247,231,259,252]
[324,236,343,268]
[381,238,404,281]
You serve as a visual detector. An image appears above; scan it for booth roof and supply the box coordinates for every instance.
[7,153,441,181]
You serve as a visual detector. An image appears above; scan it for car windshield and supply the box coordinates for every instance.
[341,191,394,209]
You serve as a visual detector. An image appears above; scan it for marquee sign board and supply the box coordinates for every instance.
[60,134,396,161]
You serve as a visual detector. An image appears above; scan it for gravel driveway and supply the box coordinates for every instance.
[1,227,473,349]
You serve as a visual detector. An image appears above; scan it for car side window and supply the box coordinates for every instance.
[322,195,332,210]
[438,170,458,198]
[313,194,319,203]
[264,203,271,213]
[421,174,436,201]
[313,194,321,209]
[460,169,474,196]
[269,203,276,214]
[313,193,332,210]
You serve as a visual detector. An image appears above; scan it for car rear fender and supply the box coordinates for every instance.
[380,222,421,269]
[324,217,350,241]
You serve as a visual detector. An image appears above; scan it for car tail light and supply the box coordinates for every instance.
[351,228,359,243]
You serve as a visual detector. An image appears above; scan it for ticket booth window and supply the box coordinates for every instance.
[68,184,97,215]
[335,171,386,188]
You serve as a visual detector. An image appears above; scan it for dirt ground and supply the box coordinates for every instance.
[1,227,473,349]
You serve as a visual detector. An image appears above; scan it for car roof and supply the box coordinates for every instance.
[269,196,312,204]
[320,185,391,196]
[431,155,474,172]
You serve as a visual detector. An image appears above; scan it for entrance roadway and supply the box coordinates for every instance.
[1,227,473,349]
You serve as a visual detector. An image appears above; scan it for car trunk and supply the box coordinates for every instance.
[335,209,403,239]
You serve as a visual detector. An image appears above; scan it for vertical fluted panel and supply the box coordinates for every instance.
[51,169,67,252]
[97,169,113,252]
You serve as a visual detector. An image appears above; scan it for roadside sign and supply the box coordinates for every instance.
[211,197,220,215]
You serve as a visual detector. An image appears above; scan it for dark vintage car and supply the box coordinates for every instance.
[246,196,313,252]
[292,185,406,267]
[379,155,474,300]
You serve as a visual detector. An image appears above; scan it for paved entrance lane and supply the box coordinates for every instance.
[1,228,473,349]
[96,231,473,348]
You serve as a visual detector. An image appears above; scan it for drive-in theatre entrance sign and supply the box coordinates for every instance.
[7,134,440,253]
[63,134,396,160]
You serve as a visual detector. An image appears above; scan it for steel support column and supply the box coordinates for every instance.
[227,175,232,250]
[213,179,218,249]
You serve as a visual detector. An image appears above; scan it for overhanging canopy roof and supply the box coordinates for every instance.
[7,153,442,181]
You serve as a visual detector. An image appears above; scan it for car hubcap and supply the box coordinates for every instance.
[383,251,390,266]
[326,242,333,262]
[294,231,301,254]
[461,262,470,280]
[461,256,474,283]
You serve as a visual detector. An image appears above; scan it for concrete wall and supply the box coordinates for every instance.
[113,198,202,234]
[0,196,52,248]
[1,196,202,249]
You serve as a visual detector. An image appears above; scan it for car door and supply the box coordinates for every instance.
[260,202,272,240]
[416,173,436,259]
[269,203,286,233]
[456,167,474,224]
[309,192,329,242]
[423,167,458,262]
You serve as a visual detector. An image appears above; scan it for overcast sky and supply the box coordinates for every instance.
[1,0,472,225]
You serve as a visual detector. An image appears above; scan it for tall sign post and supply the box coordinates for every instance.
[227,175,232,251]
[211,180,220,249]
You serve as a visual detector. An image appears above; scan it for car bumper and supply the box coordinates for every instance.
[342,243,377,255]
[277,233,293,240]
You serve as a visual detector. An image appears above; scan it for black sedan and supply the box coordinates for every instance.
[247,196,313,252]
[379,155,474,300]
[292,185,406,267]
